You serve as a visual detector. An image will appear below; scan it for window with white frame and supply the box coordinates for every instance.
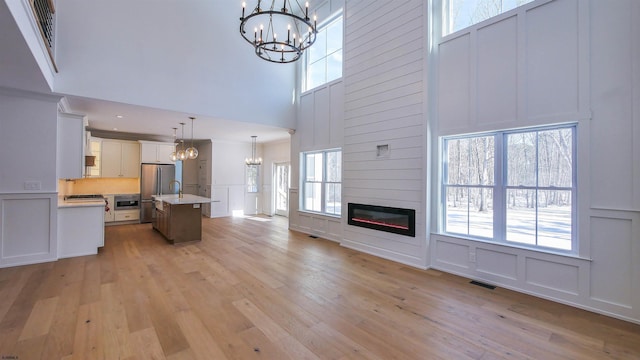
[302,149,342,215]
[247,165,259,193]
[442,125,576,252]
[303,11,343,92]
[442,0,534,36]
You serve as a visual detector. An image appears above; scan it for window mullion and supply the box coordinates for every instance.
[321,150,327,213]
[494,133,505,243]
[534,131,540,246]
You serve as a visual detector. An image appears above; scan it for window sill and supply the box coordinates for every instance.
[433,232,591,262]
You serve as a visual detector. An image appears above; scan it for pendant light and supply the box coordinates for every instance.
[177,122,187,161]
[245,135,262,165]
[186,116,198,160]
[169,127,178,162]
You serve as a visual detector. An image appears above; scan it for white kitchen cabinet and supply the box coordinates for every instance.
[104,195,115,222]
[57,112,87,179]
[114,209,140,222]
[139,141,176,164]
[101,140,140,178]
[85,137,102,177]
[58,204,105,258]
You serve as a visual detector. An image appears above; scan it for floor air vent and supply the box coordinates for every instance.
[470,280,496,290]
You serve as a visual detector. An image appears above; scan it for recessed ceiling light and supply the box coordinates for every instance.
[113,128,118,131]
[116,115,123,118]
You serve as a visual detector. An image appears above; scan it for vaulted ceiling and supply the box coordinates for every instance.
[1,0,296,143]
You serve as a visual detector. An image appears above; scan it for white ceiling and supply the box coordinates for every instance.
[63,95,292,144]
[0,1,294,145]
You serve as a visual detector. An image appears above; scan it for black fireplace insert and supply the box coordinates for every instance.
[347,203,415,237]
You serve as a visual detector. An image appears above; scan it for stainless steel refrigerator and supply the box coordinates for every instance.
[140,163,182,223]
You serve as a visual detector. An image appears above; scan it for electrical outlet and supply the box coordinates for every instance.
[469,252,477,263]
[24,180,41,190]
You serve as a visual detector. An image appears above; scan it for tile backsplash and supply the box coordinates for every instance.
[59,177,140,196]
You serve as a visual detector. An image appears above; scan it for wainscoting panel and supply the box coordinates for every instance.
[524,257,580,295]
[587,208,639,318]
[0,193,57,267]
[476,248,518,280]
[434,239,470,270]
[429,234,624,320]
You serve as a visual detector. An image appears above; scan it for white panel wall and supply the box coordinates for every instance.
[0,88,59,267]
[526,0,579,118]
[0,194,57,267]
[476,17,517,126]
[432,0,640,324]
[209,141,255,217]
[438,34,470,132]
[0,88,60,193]
[340,0,427,268]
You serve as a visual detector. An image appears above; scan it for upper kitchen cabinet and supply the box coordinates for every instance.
[102,140,140,178]
[57,112,87,179]
[139,141,176,164]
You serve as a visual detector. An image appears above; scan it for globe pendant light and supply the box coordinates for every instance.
[169,127,178,162]
[186,116,199,160]
[177,122,187,161]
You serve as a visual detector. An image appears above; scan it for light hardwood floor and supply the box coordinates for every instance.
[1,215,639,359]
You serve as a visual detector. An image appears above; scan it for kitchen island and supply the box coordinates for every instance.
[152,194,211,244]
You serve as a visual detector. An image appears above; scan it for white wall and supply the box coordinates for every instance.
[431,0,640,324]
[53,0,296,129]
[206,140,255,217]
[340,0,428,267]
[288,0,345,239]
[0,0,55,92]
[261,139,291,216]
[289,79,344,240]
[0,88,60,267]
[290,0,640,324]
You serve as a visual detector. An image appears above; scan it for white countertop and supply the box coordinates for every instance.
[58,197,107,209]
[153,194,212,205]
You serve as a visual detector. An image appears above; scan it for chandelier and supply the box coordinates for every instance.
[245,136,262,165]
[239,0,318,63]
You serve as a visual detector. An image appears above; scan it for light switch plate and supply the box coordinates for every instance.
[24,180,41,190]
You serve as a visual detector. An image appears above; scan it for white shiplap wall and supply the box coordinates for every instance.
[341,0,428,268]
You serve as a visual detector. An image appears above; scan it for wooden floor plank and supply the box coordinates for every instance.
[71,302,104,360]
[0,216,638,359]
[174,310,230,360]
[18,296,58,341]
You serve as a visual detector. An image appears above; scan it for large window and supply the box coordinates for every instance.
[442,125,576,252]
[302,149,342,216]
[443,0,534,36]
[303,12,343,92]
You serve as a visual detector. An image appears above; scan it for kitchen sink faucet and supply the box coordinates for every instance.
[169,180,183,198]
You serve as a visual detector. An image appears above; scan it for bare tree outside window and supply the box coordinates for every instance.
[302,149,342,216]
[443,125,576,252]
[444,0,534,36]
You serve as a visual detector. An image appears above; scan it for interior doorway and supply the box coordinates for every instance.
[274,162,290,217]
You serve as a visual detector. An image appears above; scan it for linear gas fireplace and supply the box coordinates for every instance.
[348,203,415,237]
